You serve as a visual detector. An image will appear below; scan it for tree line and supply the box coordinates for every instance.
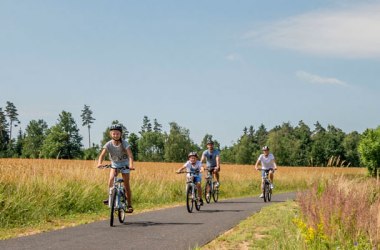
[0,101,379,177]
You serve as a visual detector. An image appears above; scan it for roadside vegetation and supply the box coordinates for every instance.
[0,159,366,240]
[201,176,379,250]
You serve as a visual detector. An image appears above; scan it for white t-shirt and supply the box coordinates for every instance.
[257,153,275,170]
[183,160,202,174]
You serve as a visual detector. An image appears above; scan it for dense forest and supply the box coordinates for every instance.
[1,101,379,176]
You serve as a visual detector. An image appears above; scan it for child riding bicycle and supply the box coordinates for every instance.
[176,152,204,206]
[254,146,278,198]
[97,124,135,213]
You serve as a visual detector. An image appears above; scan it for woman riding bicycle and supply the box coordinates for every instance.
[97,124,135,213]
[177,152,204,206]
[254,146,278,198]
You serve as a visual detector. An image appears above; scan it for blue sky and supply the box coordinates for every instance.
[1,0,380,147]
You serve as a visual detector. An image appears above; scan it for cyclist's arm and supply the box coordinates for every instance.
[254,159,260,170]
[126,147,134,170]
[176,165,186,173]
[200,153,205,163]
[216,155,220,169]
[97,148,107,167]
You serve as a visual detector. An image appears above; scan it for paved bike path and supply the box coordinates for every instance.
[1,192,296,250]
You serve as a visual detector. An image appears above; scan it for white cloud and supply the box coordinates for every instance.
[296,71,348,87]
[245,3,380,58]
[225,53,242,61]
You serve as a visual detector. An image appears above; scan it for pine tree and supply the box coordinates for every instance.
[4,101,20,141]
[81,104,96,148]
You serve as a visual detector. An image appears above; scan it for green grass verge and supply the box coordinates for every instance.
[199,201,304,250]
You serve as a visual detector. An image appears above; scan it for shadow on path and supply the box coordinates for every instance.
[121,221,203,227]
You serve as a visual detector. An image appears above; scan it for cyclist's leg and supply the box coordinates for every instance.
[108,168,116,188]
[121,173,132,210]
[213,166,220,183]
[269,169,274,183]
[195,175,203,204]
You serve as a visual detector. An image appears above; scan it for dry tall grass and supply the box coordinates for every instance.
[0,159,367,231]
[297,176,380,248]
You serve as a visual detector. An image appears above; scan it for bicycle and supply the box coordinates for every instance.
[204,168,219,203]
[98,165,131,227]
[177,170,201,213]
[257,168,275,202]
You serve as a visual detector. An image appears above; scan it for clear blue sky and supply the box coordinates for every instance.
[1,0,380,147]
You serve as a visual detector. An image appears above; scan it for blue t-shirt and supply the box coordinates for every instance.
[202,149,220,167]
[103,140,130,168]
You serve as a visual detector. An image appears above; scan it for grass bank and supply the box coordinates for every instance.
[201,176,379,250]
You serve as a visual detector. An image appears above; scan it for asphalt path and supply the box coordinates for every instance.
[0,192,296,250]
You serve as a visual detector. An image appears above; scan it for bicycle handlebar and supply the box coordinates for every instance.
[98,165,133,170]
[176,170,200,174]
[256,168,276,172]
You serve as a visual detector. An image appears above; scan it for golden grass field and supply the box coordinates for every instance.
[0,158,368,239]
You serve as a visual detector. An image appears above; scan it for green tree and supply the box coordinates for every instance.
[14,128,24,157]
[266,122,296,166]
[128,133,139,161]
[358,127,380,177]
[153,118,162,133]
[310,122,327,166]
[235,134,255,164]
[4,101,20,141]
[41,111,83,159]
[81,104,95,148]
[293,120,312,166]
[138,131,165,162]
[164,122,195,162]
[0,108,9,154]
[22,119,48,158]
[343,131,361,167]
[140,116,152,135]
[220,145,236,163]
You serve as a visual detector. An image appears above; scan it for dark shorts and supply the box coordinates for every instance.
[261,169,274,178]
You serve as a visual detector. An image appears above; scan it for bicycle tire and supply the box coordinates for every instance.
[186,184,194,213]
[110,189,117,226]
[118,191,126,223]
[263,183,269,202]
[212,182,219,202]
[205,181,211,204]
[268,187,272,202]
[195,188,201,211]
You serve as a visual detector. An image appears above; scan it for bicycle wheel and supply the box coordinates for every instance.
[212,182,219,202]
[268,187,272,202]
[186,184,194,213]
[118,191,126,223]
[195,188,201,211]
[205,181,211,204]
[263,183,269,202]
[110,189,117,226]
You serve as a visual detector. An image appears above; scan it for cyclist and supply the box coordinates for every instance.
[177,152,204,206]
[200,139,221,192]
[254,145,278,198]
[97,124,135,213]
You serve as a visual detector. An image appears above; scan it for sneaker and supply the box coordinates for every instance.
[215,182,220,188]
[259,194,264,198]
[270,184,274,189]
[103,199,109,205]
[206,194,210,199]
[200,199,204,206]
